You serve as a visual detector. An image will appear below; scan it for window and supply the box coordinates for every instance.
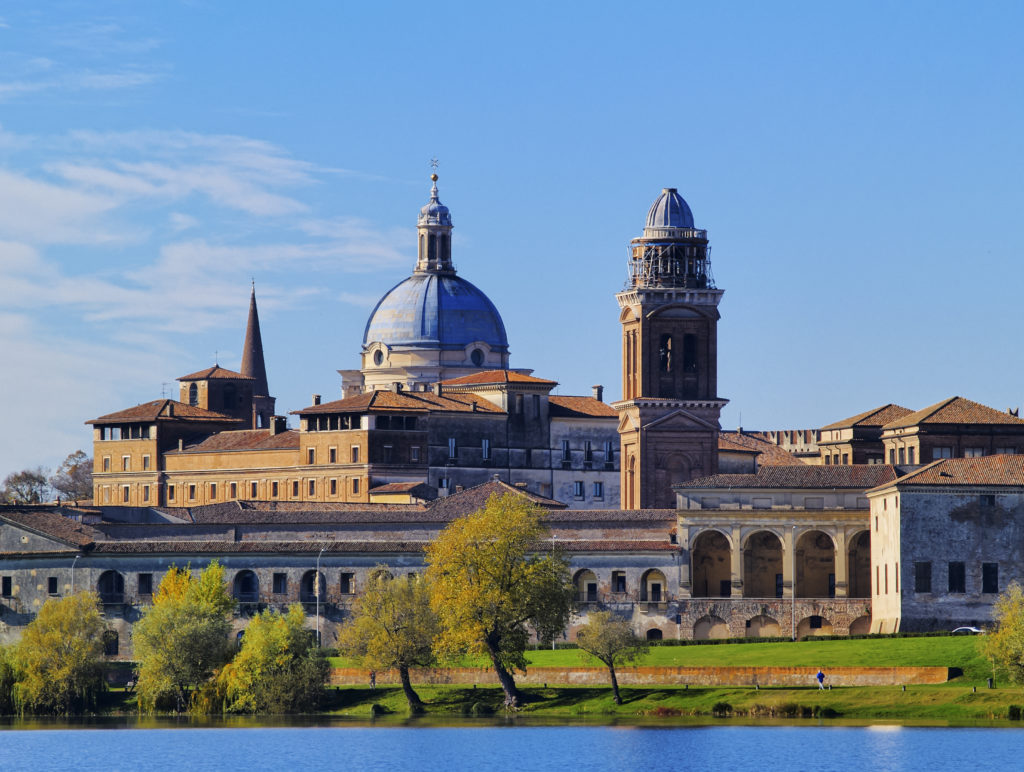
[965,447,985,458]
[983,563,999,594]
[481,439,490,460]
[603,441,614,463]
[948,561,966,593]
[292,480,299,497]
[584,441,593,462]
[933,447,953,459]
[138,573,153,595]
[250,481,258,498]
[898,448,905,464]
[659,334,673,372]
[271,481,279,498]
[1,577,9,596]
[439,477,450,490]
[142,485,150,502]
[121,486,129,503]
[340,573,354,594]
[842,453,849,464]
[824,455,831,465]
[809,615,823,630]
[514,394,524,414]
[775,573,784,598]
[308,448,316,464]
[593,482,603,499]
[122,456,130,472]
[383,444,394,463]
[103,487,111,503]
[351,446,360,463]
[907,448,915,465]
[884,564,888,594]
[889,449,896,464]
[996,447,1016,455]
[471,348,484,366]
[308,479,316,496]
[273,573,287,594]
[573,481,584,499]
[103,456,110,472]
[914,562,931,593]
[561,440,570,462]
[329,447,337,464]
[330,478,337,496]
[143,455,151,471]
[188,484,196,501]
[352,478,360,495]
[411,446,421,462]
[448,437,457,459]
[230,482,237,499]
[168,484,175,502]
[612,571,626,593]
[47,577,58,595]
[981,494,995,506]
[210,483,217,500]
[188,383,198,406]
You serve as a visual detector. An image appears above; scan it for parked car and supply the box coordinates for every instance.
[951,626,983,635]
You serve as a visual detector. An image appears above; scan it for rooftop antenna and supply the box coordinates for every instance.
[215,350,219,366]
[161,382,169,398]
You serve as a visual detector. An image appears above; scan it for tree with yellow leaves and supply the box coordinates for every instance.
[425,493,573,708]
[983,581,1024,684]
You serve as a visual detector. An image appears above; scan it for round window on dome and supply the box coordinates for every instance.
[470,348,484,366]
[373,350,384,366]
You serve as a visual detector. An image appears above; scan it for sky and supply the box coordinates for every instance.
[1,1,1023,480]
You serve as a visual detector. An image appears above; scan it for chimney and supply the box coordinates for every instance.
[178,438,183,451]
[391,382,403,393]
[436,383,443,397]
[492,473,501,481]
[312,394,321,406]
[269,416,286,435]
[592,385,604,402]
[455,485,464,493]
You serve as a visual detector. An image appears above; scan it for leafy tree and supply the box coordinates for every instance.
[12,592,106,715]
[133,562,235,712]
[1,468,50,504]
[983,581,1024,683]
[338,569,438,712]
[425,492,573,708]
[575,611,649,704]
[0,645,15,715]
[217,604,328,714]
[50,450,93,503]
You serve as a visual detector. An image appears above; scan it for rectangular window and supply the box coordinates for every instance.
[340,573,354,594]
[898,447,905,464]
[266,573,284,594]
[122,486,130,503]
[271,481,279,498]
[439,477,449,489]
[889,449,896,464]
[933,447,953,459]
[122,456,130,472]
[103,486,111,503]
[833,454,839,465]
[47,577,58,595]
[573,481,584,498]
[167,484,175,502]
[1,577,10,597]
[383,444,394,463]
[351,446,360,463]
[593,481,603,499]
[410,446,421,462]
[841,453,849,464]
[824,455,831,465]
[250,481,258,498]
[292,480,299,497]
[895,563,899,594]
[329,447,337,464]
[330,478,337,496]
[230,482,237,499]
[142,485,150,502]
[876,565,880,595]
[103,456,111,472]
[448,437,457,459]
[775,573,784,598]
[352,477,360,495]
[983,563,999,594]
[996,447,1016,455]
[884,564,889,594]
[948,561,966,593]
[481,438,490,460]
[965,447,985,458]
[584,441,593,462]
[561,440,570,462]
[308,448,316,465]
[908,448,916,464]
[188,484,196,500]
[981,494,995,506]
[612,571,626,593]
[143,455,151,471]
[138,573,153,595]
[914,562,932,593]
[308,479,316,496]
[603,441,614,463]
[210,483,217,500]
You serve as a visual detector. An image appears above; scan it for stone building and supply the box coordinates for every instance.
[867,455,1024,633]
[817,404,913,465]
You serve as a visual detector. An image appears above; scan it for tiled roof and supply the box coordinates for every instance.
[821,404,914,431]
[548,395,617,418]
[438,370,557,386]
[169,500,430,524]
[88,399,242,425]
[177,365,254,381]
[678,465,898,490]
[875,455,1024,489]
[294,389,503,415]
[547,509,677,522]
[717,431,807,466]
[167,429,300,453]
[0,507,97,548]
[368,482,438,500]
[427,479,568,518]
[883,397,1024,429]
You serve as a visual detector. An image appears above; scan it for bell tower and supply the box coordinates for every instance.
[615,188,727,509]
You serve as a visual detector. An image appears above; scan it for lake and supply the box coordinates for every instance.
[0,722,1019,771]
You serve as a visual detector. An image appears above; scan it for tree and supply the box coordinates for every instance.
[575,611,649,705]
[338,569,438,712]
[1,468,50,504]
[12,592,106,715]
[0,645,16,715]
[217,604,329,714]
[983,582,1024,683]
[50,451,93,503]
[425,492,573,708]
[133,562,235,712]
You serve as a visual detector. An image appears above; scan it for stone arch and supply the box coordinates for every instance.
[574,569,598,603]
[796,614,834,639]
[795,530,836,598]
[746,614,781,638]
[742,530,783,598]
[847,530,871,598]
[693,614,730,640]
[640,569,667,602]
[646,628,664,641]
[233,570,259,603]
[691,529,732,598]
[97,570,125,603]
[849,615,871,635]
[300,570,326,603]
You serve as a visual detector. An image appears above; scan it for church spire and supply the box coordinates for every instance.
[415,172,454,273]
[241,284,270,398]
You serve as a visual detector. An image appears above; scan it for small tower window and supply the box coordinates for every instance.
[373,350,383,366]
[188,383,198,407]
[659,334,673,372]
[471,348,484,367]
[683,334,698,373]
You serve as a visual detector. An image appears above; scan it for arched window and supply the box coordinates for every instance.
[428,234,437,263]
[659,334,673,372]
[97,571,125,604]
[233,570,259,603]
[188,383,198,407]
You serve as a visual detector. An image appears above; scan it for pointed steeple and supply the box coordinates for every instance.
[241,284,270,397]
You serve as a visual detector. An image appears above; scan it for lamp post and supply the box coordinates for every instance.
[550,534,557,651]
[315,545,326,647]
[71,554,81,594]
[791,525,797,641]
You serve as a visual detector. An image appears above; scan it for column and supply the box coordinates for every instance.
[782,526,795,599]
[730,525,743,598]
[833,530,848,598]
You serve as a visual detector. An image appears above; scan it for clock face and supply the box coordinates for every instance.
[373,350,384,366]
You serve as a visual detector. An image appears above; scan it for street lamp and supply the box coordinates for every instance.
[71,554,81,594]
[550,535,557,650]
[315,545,326,647]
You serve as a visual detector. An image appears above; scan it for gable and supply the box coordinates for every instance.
[644,409,719,433]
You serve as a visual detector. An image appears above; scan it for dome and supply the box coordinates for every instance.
[645,187,694,231]
[363,273,509,351]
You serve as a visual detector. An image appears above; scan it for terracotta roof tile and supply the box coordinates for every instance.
[167,429,300,453]
[427,479,568,518]
[438,370,557,386]
[88,399,242,425]
[177,365,254,381]
[717,431,807,466]
[548,396,617,418]
[875,455,1024,489]
[883,397,1024,429]
[678,465,898,490]
[368,482,438,500]
[821,404,915,431]
[294,390,503,415]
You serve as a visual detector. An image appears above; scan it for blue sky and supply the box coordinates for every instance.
[1,1,1022,480]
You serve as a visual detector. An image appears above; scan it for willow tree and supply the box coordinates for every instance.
[339,570,438,713]
[425,493,572,708]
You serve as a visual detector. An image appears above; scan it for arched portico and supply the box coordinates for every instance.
[691,530,731,598]
[795,530,835,598]
[574,569,598,603]
[746,614,781,638]
[847,530,871,598]
[742,530,783,598]
[641,569,667,602]
[693,614,730,640]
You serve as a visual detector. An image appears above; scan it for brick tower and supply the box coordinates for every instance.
[615,188,727,508]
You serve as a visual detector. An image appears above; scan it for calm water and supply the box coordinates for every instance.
[0,723,1020,772]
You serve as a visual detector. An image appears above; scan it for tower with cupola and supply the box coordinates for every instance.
[615,188,727,508]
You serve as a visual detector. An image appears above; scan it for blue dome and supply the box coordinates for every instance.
[645,187,694,230]
[363,273,509,350]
